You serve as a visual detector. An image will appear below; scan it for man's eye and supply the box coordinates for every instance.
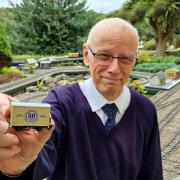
[96,54,110,60]
[120,55,134,61]
[120,57,133,64]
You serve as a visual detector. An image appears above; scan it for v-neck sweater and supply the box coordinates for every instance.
[0,83,162,180]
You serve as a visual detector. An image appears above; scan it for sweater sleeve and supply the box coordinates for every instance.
[137,108,163,180]
[32,87,66,179]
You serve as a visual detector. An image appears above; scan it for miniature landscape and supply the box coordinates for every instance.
[0,0,180,179]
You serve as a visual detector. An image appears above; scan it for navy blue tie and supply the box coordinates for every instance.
[102,103,118,131]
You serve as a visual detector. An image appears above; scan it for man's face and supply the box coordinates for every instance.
[83,31,137,101]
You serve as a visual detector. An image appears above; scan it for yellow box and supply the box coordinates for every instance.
[10,102,51,131]
[68,53,79,58]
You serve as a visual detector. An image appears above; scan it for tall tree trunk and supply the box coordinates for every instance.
[156,34,169,57]
[175,39,180,48]
[149,17,170,57]
[154,24,169,57]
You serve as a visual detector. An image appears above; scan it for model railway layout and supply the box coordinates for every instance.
[152,83,180,180]
[0,66,89,95]
[0,66,179,180]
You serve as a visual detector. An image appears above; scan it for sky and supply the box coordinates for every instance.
[0,0,125,13]
[86,0,124,13]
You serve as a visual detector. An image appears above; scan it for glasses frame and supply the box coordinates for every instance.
[88,45,137,66]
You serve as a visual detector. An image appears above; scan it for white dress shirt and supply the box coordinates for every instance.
[79,78,131,125]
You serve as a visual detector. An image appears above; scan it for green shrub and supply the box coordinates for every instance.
[137,51,152,63]
[12,54,47,61]
[0,24,11,58]
[127,79,147,95]
[0,67,25,84]
[0,24,12,68]
[137,50,179,64]
[144,39,156,50]
[135,63,180,73]
[175,58,180,65]
[148,56,179,63]
[0,67,25,77]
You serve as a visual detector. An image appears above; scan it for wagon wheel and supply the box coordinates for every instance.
[36,127,43,131]
[14,127,23,131]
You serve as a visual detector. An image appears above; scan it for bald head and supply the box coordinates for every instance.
[87,18,139,50]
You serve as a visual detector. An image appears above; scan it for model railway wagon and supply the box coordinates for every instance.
[9,102,51,131]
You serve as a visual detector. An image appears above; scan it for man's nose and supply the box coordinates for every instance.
[108,58,121,72]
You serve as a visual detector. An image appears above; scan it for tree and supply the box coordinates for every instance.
[107,0,180,56]
[9,0,101,55]
[0,23,12,68]
[149,0,180,56]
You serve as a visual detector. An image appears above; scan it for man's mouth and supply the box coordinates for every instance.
[101,77,121,85]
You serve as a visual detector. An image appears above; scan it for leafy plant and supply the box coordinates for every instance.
[137,50,180,64]
[0,67,25,77]
[127,79,147,95]
[36,79,45,90]
[135,63,180,73]
[0,24,11,58]
[0,67,25,84]
[8,0,102,55]
[107,0,180,56]
[138,51,152,63]
[0,24,12,68]
[144,39,156,50]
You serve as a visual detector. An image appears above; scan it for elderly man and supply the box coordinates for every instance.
[0,18,163,180]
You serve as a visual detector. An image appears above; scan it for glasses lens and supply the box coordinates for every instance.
[119,57,134,65]
[95,54,111,65]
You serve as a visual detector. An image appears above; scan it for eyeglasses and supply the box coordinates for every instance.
[88,45,136,66]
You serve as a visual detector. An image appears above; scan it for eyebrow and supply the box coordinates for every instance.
[96,50,136,57]
[95,49,112,54]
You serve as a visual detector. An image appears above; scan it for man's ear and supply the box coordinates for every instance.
[83,43,89,66]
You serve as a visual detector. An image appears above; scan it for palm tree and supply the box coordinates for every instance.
[108,0,180,56]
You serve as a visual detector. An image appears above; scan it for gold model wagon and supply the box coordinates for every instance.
[9,102,51,131]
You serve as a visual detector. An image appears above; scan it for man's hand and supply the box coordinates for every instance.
[0,94,54,175]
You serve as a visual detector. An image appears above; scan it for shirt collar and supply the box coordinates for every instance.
[80,78,130,113]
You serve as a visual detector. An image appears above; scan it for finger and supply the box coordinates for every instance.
[0,121,9,134]
[0,105,10,118]
[36,118,55,144]
[0,94,18,106]
[0,95,18,117]
[7,96,18,102]
[0,145,21,159]
[0,133,19,147]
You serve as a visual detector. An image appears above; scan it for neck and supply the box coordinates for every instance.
[102,90,122,101]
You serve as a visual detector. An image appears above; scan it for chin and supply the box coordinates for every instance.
[104,86,121,97]
[106,82,123,91]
